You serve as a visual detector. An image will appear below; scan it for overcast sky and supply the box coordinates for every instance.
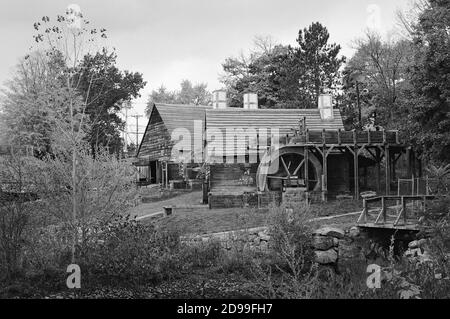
[0,0,411,142]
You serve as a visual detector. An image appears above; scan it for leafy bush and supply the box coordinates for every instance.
[249,202,318,298]
[80,216,183,286]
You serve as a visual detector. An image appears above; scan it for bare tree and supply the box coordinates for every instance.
[30,8,108,263]
[349,32,412,124]
[395,0,430,40]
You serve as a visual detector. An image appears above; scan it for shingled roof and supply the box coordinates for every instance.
[153,103,211,133]
[137,104,345,162]
[204,108,344,160]
[205,108,344,134]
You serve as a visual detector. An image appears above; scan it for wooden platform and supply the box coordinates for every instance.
[356,195,437,231]
[358,222,419,231]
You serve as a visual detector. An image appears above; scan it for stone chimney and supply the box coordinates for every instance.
[318,94,334,120]
[212,90,227,109]
[243,93,258,109]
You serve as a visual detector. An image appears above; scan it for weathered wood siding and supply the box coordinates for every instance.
[137,104,210,163]
[209,163,259,194]
[138,107,173,161]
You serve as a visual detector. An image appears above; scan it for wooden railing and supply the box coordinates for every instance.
[289,129,400,146]
[357,195,436,228]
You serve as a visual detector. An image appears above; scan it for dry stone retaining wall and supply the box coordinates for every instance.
[180,226,271,253]
[181,224,367,266]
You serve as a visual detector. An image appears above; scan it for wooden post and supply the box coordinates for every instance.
[306,129,309,143]
[382,197,387,223]
[362,198,367,223]
[338,129,341,145]
[322,128,326,145]
[322,146,328,201]
[392,152,397,183]
[406,147,412,177]
[165,162,169,189]
[156,160,161,185]
[402,197,407,225]
[376,148,381,193]
[385,145,391,195]
[354,146,359,200]
[304,147,309,191]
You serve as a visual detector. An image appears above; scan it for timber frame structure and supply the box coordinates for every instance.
[136,103,421,207]
[277,128,420,201]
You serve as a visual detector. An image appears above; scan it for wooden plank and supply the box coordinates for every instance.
[354,144,359,200]
[385,145,391,195]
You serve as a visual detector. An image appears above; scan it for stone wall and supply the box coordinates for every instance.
[181,224,375,267]
[208,191,281,209]
[180,226,271,253]
[312,226,365,266]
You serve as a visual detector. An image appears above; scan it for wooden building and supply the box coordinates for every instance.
[136,96,419,207]
[135,103,210,187]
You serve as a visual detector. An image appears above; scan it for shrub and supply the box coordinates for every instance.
[249,202,318,298]
[79,215,184,286]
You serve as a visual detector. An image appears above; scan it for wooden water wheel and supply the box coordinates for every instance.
[257,146,322,192]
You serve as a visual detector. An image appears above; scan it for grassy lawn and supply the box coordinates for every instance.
[309,199,364,217]
[128,191,204,218]
[149,206,271,235]
[129,189,365,235]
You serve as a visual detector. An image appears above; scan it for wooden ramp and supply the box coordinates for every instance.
[356,195,437,231]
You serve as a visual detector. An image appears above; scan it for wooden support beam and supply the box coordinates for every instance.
[406,147,412,178]
[394,197,407,226]
[325,145,335,157]
[338,129,342,145]
[375,197,387,224]
[357,144,367,155]
[354,144,359,200]
[322,128,326,145]
[156,160,161,184]
[345,145,355,156]
[376,148,381,193]
[306,129,309,144]
[392,152,401,183]
[322,145,328,201]
[304,147,309,190]
[385,145,391,195]
[366,148,377,161]
[293,159,305,176]
[313,145,323,157]
[357,199,368,224]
